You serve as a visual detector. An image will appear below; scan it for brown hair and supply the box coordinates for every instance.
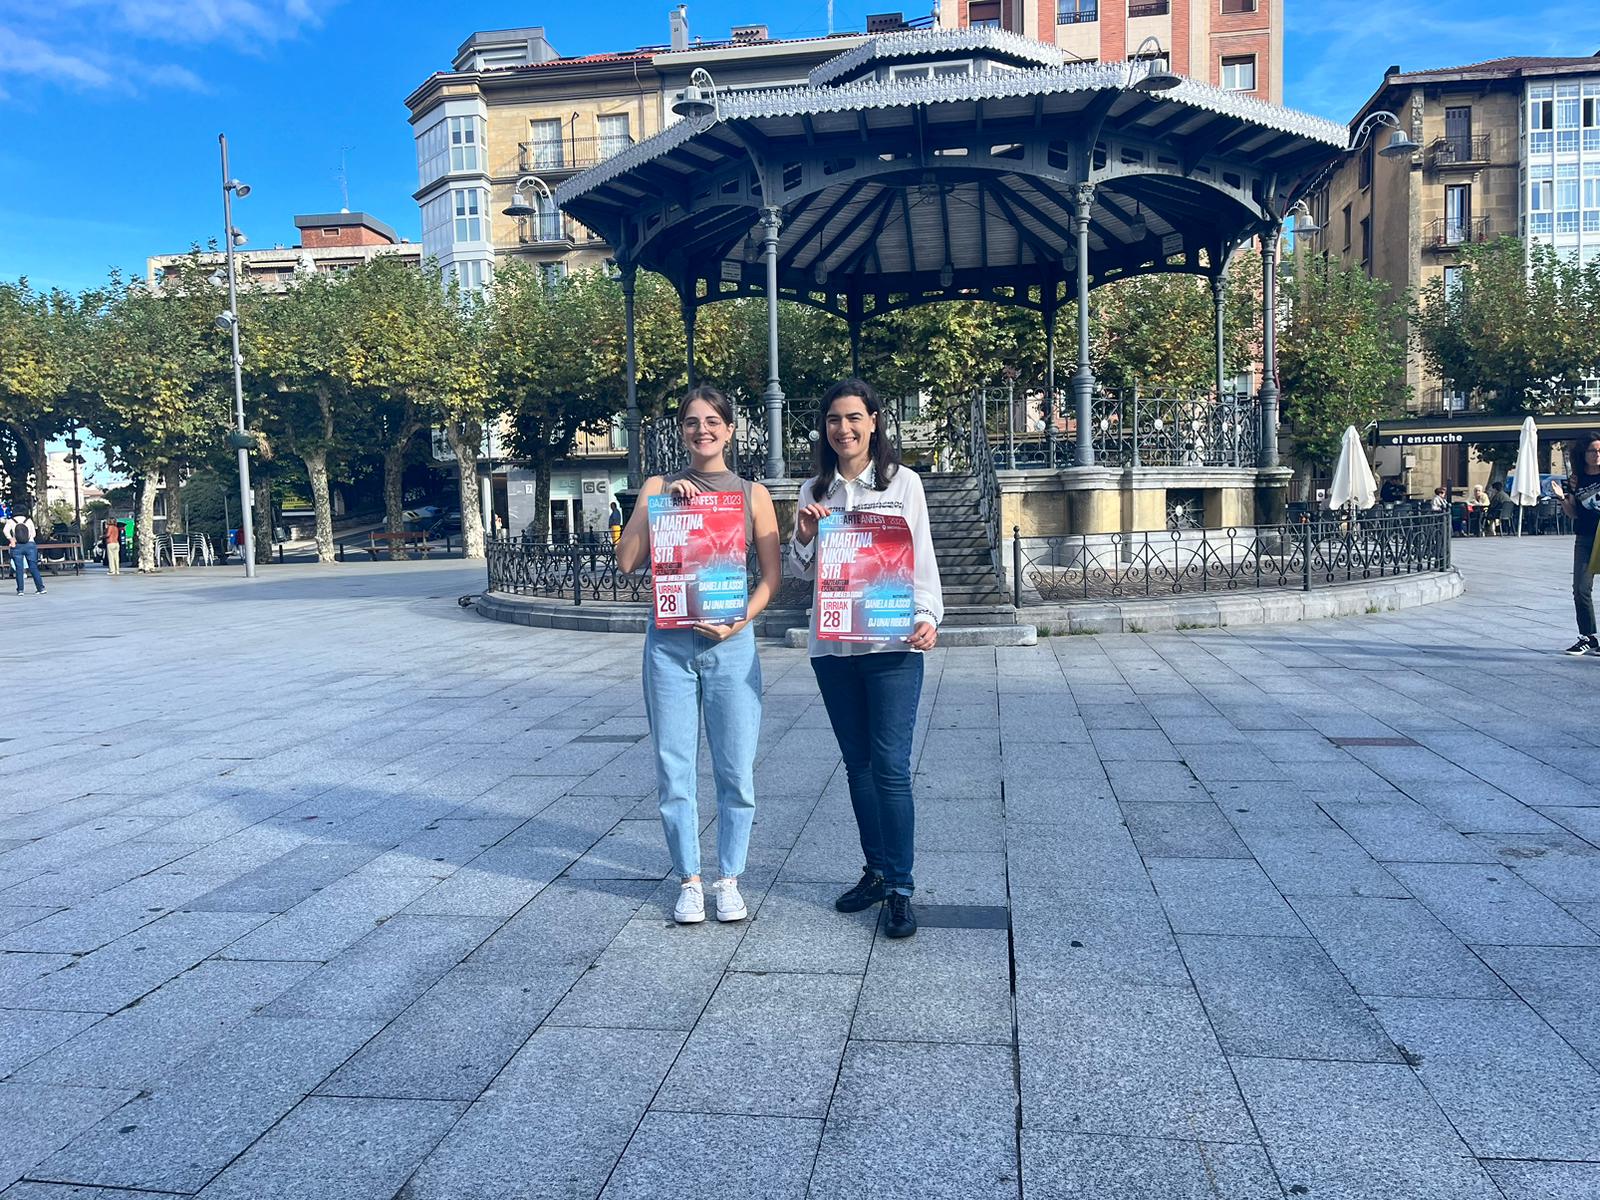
[677,385,734,427]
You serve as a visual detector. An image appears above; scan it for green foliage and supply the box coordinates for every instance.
[0,279,97,509]
[1413,236,1600,413]
[1279,253,1408,467]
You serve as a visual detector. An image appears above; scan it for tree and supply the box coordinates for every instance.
[0,280,89,515]
[489,263,626,539]
[79,261,230,570]
[1413,236,1600,415]
[1094,254,1259,396]
[1279,252,1408,470]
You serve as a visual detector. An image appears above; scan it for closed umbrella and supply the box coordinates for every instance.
[1510,415,1541,535]
[1326,425,1378,516]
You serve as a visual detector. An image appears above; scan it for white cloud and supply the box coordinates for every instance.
[1288,0,1600,119]
[0,0,334,100]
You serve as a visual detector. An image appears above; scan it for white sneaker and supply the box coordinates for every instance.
[710,877,747,922]
[674,879,705,924]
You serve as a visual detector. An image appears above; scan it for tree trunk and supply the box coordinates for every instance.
[164,465,185,534]
[533,454,553,542]
[302,448,335,562]
[383,443,409,558]
[136,469,160,571]
[24,431,49,522]
[253,474,273,565]
[446,421,486,560]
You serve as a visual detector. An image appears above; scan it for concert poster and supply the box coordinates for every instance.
[814,510,916,643]
[648,492,748,629]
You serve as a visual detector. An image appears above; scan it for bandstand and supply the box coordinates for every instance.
[551,28,1360,615]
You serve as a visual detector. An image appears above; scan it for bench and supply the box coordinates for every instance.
[363,531,433,560]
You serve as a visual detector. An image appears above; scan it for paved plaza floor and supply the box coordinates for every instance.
[3,537,1599,1199]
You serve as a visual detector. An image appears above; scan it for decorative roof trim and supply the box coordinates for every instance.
[557,62,1347,208]
[807,28,1066,87]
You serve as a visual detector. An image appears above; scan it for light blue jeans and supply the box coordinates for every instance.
[642,626,761,879]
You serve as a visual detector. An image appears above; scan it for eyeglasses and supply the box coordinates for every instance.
[681,418,727,432]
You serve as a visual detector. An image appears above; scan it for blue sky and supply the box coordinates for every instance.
[2,0,1599,297]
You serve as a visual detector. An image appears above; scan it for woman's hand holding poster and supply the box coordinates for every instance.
[648,492,748,629]
[814,510,915,642]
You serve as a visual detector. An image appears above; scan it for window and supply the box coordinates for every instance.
[320,228,340,237]
[597,113,631,159]
[1220,0,1255,10]
[1220,55,1255,92]
[1531,98,1554,129]
[1443,106,1472,160]
[452,188,485,242]
[455,259,491,291]
[538,261,567,288]
[1358,142,1373,189]
[1444,184,1471,244]
[1443,266,1463,300]
[528,119,564,169]
[968,0,1001,24]
[1057,0,1097,23]
[1359,215,1371,267]
[448,116,481,172]
[1342,203,1352,250]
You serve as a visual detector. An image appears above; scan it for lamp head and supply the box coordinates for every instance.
[228,180,251,197]
[215,310,237,331]
[939,262,954,289]
[672,84,716,119]
[503,190,537,219]
[1130,59,1181,92]
[230,230,247,248]
[1379,128,1418,158]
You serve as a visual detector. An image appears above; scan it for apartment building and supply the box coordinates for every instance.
[404,11,881,534]
[146,212,420,291]
[937,0,1280,103]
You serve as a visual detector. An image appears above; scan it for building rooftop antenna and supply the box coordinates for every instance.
[337,146,353,213]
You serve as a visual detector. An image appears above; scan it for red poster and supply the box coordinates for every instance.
[649,492,748,629]
[814,510,916,643]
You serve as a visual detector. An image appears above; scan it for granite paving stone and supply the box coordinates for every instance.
[27,1016,381,1194]
[397,1027,684,1200]
[653,972,858,1118]
[0,1083,139,1194]
[1232,1057,1502,1200]
[1370,995,1600,1161]
[1389,862,1600,946]
[1017,980,1254,1142]
[12,959,316,1087]
[1019,1132,1282,1200]
[1471,944,1600,1069]
[809,1041,1018,1200]
[602,1112,821,1200]
[851,926,1011,1044]
[728,882,878,974]
[1010,889,1187,988]
[192,1096,463,1200]
[1123,802,1251,859]
[545,913,746,1030]
[1289,895,1509,999]
[0,1010,102,1079]
[1179,933,1402,1062]
[1147,858,1307,936]
[1483,1160,1600,1199]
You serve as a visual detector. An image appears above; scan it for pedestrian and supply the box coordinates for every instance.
[1486,481,1508,536]
[1429,486,1449,514]
[608,499,624,544]
[1470,485,1491,536]
[615,385,783,924]
[789,379,943,940]
[4,509,46,595]
[1557,430,1600,656]
[103,518,122,574]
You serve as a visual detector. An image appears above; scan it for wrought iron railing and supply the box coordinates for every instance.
[484,536,808,608]
[1128,0,1169,14]
[518,134,636,175]
[1057,5,1098,22]
[1426,216,1491,249]
[1089,390,1260,468]
[1429,135,1490,168]
[965,392,1005,587]
[1008,511,1450,604]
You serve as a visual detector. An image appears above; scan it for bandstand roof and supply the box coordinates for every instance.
[556,28,1348,320]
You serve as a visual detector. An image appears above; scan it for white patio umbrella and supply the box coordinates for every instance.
[1510,415,1541,535]
[1326,425,1378,515]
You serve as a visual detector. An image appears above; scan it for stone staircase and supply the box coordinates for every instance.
[920,472,1017,628]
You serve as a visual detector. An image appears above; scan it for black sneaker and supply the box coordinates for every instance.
[884,892,916,939]
[1563,636,1599,657]
[835,870,886,913]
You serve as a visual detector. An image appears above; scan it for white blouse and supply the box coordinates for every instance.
[786,462,945,658]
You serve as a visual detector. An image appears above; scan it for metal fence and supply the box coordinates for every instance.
[1008,511,1451,604]
[484,537,809,608]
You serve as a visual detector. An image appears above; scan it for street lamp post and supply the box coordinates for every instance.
[64,433,84,551]
[218,134,257,578]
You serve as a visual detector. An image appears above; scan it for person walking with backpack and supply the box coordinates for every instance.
[4,510,46,595]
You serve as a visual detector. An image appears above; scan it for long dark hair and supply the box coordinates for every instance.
[1570,430,1600,480]
[813,378,898,494]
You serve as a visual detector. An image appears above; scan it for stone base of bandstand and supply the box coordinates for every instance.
[1000,465,1269,537]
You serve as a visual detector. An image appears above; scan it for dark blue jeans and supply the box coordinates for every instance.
[812,651,924,894]
[1576,532,1596,638]
[10,543,43,593]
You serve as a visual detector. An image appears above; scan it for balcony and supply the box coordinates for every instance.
[1425,216,1490,250]
[1128,0,1168,14]
[517,134,635,176]
[517,215,570,246]
[1057,5,1098,23]
[1428,135,1490,170]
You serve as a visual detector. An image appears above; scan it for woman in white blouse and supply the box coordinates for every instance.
[789,379,943,939]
